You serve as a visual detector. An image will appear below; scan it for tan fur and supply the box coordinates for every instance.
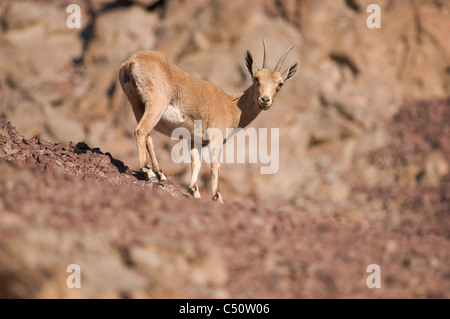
[119,44,299,203]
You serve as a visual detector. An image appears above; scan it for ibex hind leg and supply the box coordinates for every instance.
[127,101,155,181]
[146,134,167,181]
[134,97,168,182]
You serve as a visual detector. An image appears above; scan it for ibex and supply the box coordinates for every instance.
[119,40,299,203]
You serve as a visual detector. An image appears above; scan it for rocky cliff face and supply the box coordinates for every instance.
[1,0,449,207]
[0,0,449,298]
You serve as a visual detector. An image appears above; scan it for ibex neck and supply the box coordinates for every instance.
[230,85,261,129]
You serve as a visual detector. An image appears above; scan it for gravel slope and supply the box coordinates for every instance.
[1,118,449,298]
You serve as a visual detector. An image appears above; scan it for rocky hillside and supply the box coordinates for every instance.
[0,0,449,298]
[1,118,449,298]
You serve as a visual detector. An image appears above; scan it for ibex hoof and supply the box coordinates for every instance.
[188,185,201,199]
[212,192,224,204]
[157,171,168,182]
[141,167,157,181]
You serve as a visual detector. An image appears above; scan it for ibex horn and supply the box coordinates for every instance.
[262,38,268,69]
[275,44,295,72]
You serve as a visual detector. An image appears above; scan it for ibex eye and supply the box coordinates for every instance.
[254,78,260,84]
[277,83,283,91]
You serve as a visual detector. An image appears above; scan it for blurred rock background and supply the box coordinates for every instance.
[1,0,449,215]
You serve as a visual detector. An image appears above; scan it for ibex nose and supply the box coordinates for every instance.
[258,96,271,109]
[260,96,270,103]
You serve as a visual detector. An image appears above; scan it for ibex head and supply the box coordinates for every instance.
[245,39,299,110]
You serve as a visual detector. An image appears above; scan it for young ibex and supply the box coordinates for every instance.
[119,40,299,203]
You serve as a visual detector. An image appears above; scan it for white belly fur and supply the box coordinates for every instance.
[161,104,186,124]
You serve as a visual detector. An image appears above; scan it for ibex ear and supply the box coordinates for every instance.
[281,60,299,81]
[245,50,259,77]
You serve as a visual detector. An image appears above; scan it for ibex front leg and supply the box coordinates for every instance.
[188,146,202,199]
[207,133,224,204]
[210,161,223,203]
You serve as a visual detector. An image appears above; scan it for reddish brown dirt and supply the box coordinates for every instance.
[0,116,449,298]
[0,118,181,192]
[375,97,450,167]
[355,97,450,239]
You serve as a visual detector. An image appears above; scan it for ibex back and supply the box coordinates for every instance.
[119,40,299,203]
